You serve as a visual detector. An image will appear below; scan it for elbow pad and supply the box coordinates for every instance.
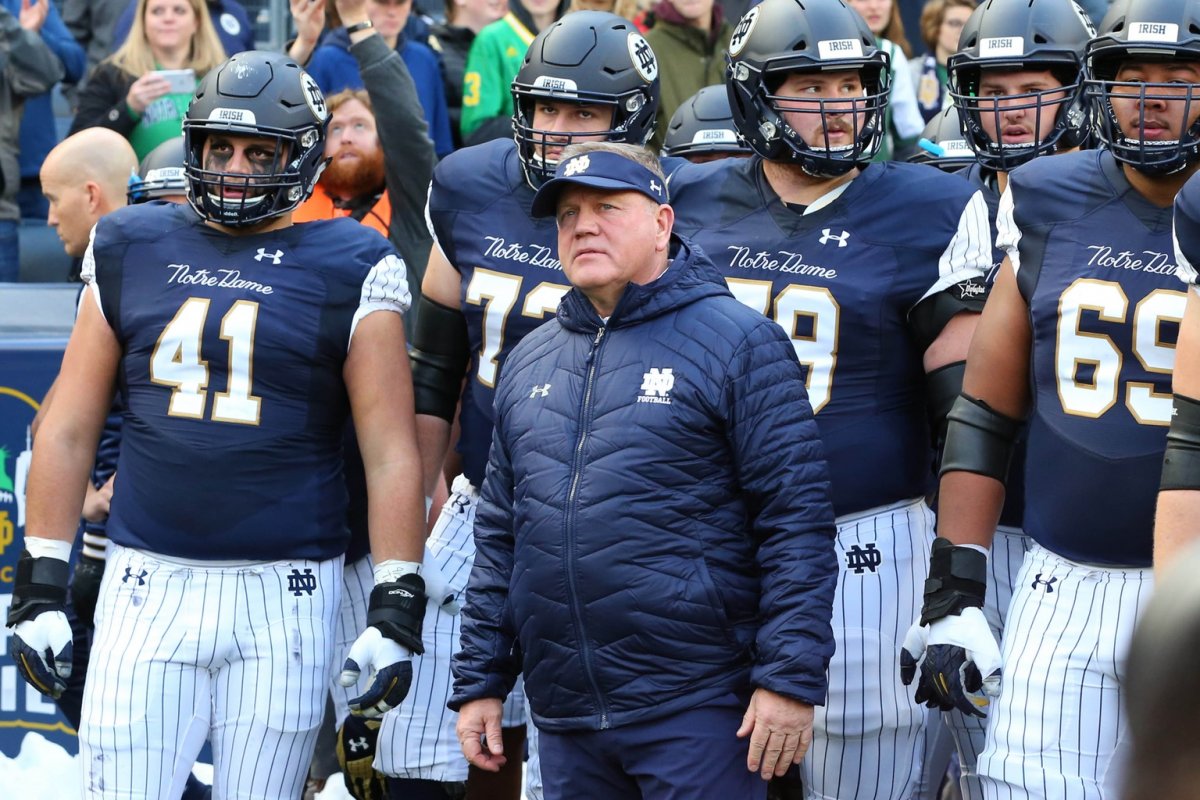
[939,393,1022,482]
[410,294,469,421]
[926,360,966,457]
[1161,394,1200,490]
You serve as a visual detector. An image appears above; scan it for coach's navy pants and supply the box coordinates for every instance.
[538,695,768,799]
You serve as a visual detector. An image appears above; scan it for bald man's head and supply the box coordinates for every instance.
[41,130,139,257]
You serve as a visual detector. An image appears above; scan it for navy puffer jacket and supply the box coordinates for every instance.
[450,237,838,732]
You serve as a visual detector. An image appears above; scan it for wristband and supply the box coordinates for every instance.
[344,20,374,34]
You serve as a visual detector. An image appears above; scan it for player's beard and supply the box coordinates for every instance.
[320,146,387,202]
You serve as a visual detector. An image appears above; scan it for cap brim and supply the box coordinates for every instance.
[530,174,651,218]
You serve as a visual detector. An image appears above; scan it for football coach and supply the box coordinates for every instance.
[449,141,840,799]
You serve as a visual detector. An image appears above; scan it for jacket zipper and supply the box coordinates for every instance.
[564,325,610,729]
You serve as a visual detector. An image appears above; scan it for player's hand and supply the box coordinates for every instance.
[18,0,48,32]
[81,474,115,523]
[456,697,506,772]
[7,551,73,699]
[70,553,106,627]
[126,72,171,114]
[900,606,1002,718]
[422,549,460,615]
[340,573,427,718]
[736,688,814,779]
[335,715,387,800]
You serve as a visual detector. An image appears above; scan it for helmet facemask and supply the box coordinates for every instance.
[950,63,1088,171]
[1087,57,1200,176]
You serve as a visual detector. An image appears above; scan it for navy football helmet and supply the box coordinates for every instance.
[127,137,187,204]
[948,0,1093,171]
[183,51,329,227]
[511,11,660,187]
[1086,0,1200,175]
[663,85,752,160]
[725,0,890,177]
[908,105,976,172]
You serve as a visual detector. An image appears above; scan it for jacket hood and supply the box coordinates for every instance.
[508,0,571,33]
[558,235,731,331]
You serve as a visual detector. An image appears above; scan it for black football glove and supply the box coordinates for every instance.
[900,538,1002,717]
[6,551,73,699]
[340,573,426,718]
[336,715,387,800]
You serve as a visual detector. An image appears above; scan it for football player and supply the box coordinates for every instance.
[392,11,661,800]
[668,0,994,796]
[909,2,1094,797]
[662,84,753,162]
[903,0,1200,795]
[5,51,428,799]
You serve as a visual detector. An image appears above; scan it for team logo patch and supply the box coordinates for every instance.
[954,278,987,301]
[219,12,241,35]
[288,568,317,596]
[638,368,674,405]
[628,33,658,83]
[819,228,850,247]
[846,543,882,574]
[979,37,1025,57]
[817,38,864,60]
[1129,22,1178,42]
[728,6,759,57]
[123,567,148,585]
[300,72,328,122]
[563,154,590,177]
[1031,573,1057,592]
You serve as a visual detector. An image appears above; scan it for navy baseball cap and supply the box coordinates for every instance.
[530,150,669,218]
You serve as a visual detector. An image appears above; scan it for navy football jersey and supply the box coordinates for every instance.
[669,158,991,516]
[1005,149,1184,567]
[83,202,409,560]
[426,139,571,488]
[1174,169,1200,287]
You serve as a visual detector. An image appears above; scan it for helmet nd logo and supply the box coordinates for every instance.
[627,33,658,83]
[729,6,760,57]
[300,72,328,122]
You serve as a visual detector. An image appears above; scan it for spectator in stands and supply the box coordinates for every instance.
[0,0,66,281]
[14,0,83,223]
[847,0,925,160]
[910,0,975,123]
[458,0,568,145]
[306,0,455,158]
[113,0,254,56]
[429,0,506,149]
[643,0,731,151]
[69,0,225,161]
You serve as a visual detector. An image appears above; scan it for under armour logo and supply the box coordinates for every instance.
[1031,573,1057,593]
[255,248,283,264]
[846,543,882,574]
[649,179,662,196]
[819,229,850,247]
[530,383,551,398]
[638,367,674,404]
[122,567,147,585]
[347,736,370,753]
[288,568,317,596]
[563,155,590,177]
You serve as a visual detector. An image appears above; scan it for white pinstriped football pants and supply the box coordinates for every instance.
[977,544,1151,800]
[804,498,934,800]
[81,545,342,799]
[376,475,534,788]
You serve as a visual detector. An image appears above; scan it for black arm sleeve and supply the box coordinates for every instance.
[410,294,469,421]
